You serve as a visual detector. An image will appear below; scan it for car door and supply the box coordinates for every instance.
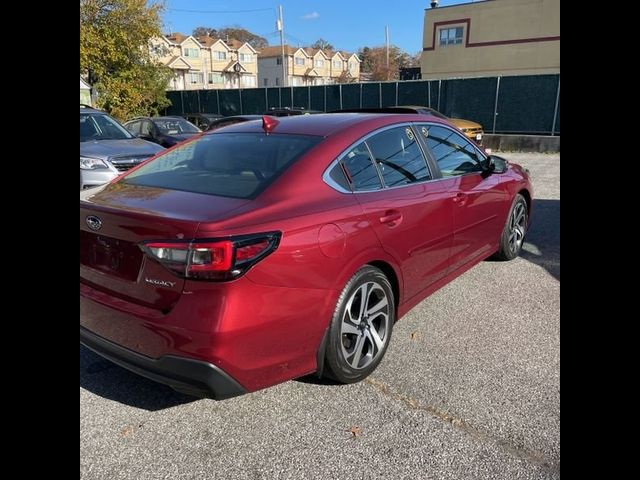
[420,123,507,271]
[342,125,454,302]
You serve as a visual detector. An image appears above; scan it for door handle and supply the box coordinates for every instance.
[452,193,468,206]
[379,210,403,225]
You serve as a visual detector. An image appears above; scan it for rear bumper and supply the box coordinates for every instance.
[80,325,246,400]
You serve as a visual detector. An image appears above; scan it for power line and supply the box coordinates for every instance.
[167,7,274,14]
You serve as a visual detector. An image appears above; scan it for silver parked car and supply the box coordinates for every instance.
[80,106,164,190]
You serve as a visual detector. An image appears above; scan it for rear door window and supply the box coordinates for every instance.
[365,126,431,187]
[340,143,382,191]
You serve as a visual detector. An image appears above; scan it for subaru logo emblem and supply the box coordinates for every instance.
[86,215,102,231]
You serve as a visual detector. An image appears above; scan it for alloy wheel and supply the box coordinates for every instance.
[340,281,390,370]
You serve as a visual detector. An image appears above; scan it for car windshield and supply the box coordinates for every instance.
[121,132,321,198]
[80,113,134,142]
[154,118,200,135]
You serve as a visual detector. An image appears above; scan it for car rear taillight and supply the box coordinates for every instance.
[140,232,281,281]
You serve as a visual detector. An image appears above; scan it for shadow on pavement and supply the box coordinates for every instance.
[80,345,197,410]
[519,198,560,280]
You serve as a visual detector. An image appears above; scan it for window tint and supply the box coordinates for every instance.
[340,143,382,191]
[122,133,321,199]
[153,118,200,134]
[424,125,484,177]
[365,126,431,187]
[327,163,351,191]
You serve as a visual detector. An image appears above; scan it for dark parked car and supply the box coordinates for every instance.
[80,105,164,190]
[80,113,532,399]
[123,116,201,148]
[182,113,223,130]
[205,115,263,131]
[265,107,323,116]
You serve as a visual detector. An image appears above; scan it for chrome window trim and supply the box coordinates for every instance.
[323,121,487,194]
[322,122,432,194]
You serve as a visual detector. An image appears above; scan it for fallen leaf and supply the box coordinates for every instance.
[349,426,361,437]
[121,425,134,436]
[411,331,419,340]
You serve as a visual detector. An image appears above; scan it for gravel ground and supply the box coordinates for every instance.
[80,152,560,480]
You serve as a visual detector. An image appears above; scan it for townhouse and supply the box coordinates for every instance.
[150,33,258,90]
[257,46,361,87]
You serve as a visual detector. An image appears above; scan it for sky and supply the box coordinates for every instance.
[160,0,471,54]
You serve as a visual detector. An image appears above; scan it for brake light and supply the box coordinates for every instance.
[140,232,281,281]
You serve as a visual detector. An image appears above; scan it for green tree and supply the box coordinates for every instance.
[217,26,269,49]
[357,45,411,81]
[193,26,218,37]
[80,0,172,120]
[311,38,334,51]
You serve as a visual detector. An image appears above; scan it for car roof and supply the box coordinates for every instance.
[189,113,223,118]
[125,116,184,123]
[80,105,103,114]
[206,112,452,137]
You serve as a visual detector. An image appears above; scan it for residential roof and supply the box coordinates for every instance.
[258,45,299,57]
[165,32,188,44]
[226,39,245,50]
[195,36,216,47]
[167,56,192,69]
[258,45,355,60]
[222,60,248,72]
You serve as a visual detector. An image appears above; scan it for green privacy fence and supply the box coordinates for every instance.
[164,74,560,135]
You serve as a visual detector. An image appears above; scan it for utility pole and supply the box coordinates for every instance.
[277,5,287,86]
[385,26,390,80]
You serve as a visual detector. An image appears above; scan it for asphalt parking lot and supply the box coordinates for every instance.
[80,152,560,480]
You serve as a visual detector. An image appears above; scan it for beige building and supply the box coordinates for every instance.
[421,0,559,79]
[150,33,258,90]
[257,46,360,87]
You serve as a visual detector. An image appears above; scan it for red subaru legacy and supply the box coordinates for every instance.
[80,113,532,400]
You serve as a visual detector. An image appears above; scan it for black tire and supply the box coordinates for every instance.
[324,266,395,384]
[494,193,528,261]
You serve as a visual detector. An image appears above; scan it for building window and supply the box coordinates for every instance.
[333,60,342,69]
[263,78,269,86]
[275,77,280,86]
[183,48,199,58]
[295,57,305,66]
[314,59,324,68]
[276,57,282,65]
[241,75,256,87]
[292,77,302,86]
[439,27,464,46]
[349,62,355,70]
[214,51,227,60]
[208,73,224,84]
[239,53,253,62]
[188,71,204,84]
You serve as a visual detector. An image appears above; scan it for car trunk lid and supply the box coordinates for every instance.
[80,183,250,311]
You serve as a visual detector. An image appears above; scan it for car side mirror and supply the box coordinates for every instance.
[484,155,508,175]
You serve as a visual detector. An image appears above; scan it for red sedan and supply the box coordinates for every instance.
[80,113,532,399]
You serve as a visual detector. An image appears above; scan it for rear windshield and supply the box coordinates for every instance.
[122,133,321,198]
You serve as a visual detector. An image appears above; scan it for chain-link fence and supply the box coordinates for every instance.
[164,74,560,135]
